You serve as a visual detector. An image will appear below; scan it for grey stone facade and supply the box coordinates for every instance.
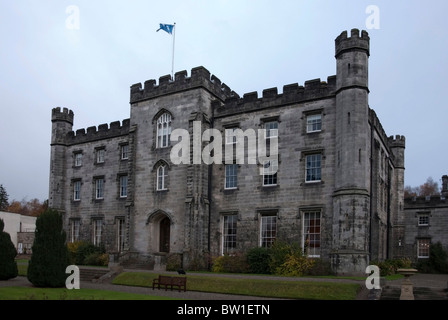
[401,175,448,261]
[48,29,406,275]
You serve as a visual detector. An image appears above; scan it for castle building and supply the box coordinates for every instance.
[49,29,406,275]
[401,175,448,261]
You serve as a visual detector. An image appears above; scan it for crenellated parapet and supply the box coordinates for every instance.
[215,76,336,117]
[335,28,370,58]
[130,66,237,103]
[66,119,130,145]
[52,107,74,125]
[369,108,390,146]
[387,135,406,149]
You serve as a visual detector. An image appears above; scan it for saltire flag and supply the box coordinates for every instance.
[157,23,174,34]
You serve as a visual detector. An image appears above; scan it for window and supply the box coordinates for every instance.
[93,219,102,246]
[157,165,167,190]
[307,114,322,133]
[306,154,321,182]
[95,178,104,199]
[120,175,128,198]
[74,152,83,167]
[223,215,237,254]
[303,211,321,257]
[264,121,278,139]
[157,113,172,148]
[418,214,429,226]
[225,164,238,189]
[260,215,276,247]
[121,144,129,160]
[69,219,80,243]
[73,180,81,201]
[417,239,430,258]
[263,160,278,186]
[117,218,125,252]
[225,127,238,144]
[96,148,105,163]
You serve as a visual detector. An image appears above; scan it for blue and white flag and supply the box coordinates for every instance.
[157,23,174,34]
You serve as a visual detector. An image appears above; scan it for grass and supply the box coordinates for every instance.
[112,272,361,300]
[10,258,401,300]
[0,286,178,300]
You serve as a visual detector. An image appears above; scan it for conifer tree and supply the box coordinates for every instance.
[27,208,69,287]
[0,218,18,280]
[0,185,9,211]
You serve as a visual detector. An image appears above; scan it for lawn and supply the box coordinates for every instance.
[0,286,179,300]
[10,258,374,300]
[112,272,361,300]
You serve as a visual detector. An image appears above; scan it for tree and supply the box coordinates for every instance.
[419,177,440,196]
[6,198,48,216]
[404,176,441,198]
[0,218,18,280]
[27,208,69,287]
[0,185,9,211]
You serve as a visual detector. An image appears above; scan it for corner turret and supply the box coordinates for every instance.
[442,175,448,197]
[335,29,370,91]
[51,107,74,146]
[331,29,371,275]
[49,107,73,210]
[388,135,406,169]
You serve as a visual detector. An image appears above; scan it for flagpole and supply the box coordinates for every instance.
[171,22,176,79]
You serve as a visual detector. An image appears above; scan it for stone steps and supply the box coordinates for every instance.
[79,267,110,282]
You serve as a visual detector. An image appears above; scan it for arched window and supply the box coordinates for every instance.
[157,113,172,148]
[157,164,167,190]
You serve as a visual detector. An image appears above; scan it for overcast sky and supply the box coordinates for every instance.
[0,0,447,202]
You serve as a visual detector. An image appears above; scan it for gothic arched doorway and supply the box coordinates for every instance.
[159,217,170,253]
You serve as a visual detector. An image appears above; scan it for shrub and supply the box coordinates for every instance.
[247,241,316,276]
[68,241,106,266]
[416,242,448,274]
[269,240,303,274]
[166,253,182,271]
[83,252,109,266]
[275,253,315,276]
[27,209,69,287]
[371,258,413,276]
[0,218,18,280]
[246,247,271,274]
[212,253,249,273]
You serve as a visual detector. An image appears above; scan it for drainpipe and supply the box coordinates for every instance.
[386,163,391,259]
[207,102,215,268]
[369,119,374,264]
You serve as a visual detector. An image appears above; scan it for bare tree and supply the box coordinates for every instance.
[404,176,441,198]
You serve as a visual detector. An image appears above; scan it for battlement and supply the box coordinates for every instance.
[52,107,74,125]
[335,28,370,58]
[215,76,336,117]
[405,194,447,207]
[388,135,406,148]
[66,119,130,145]
[130,66,237,104]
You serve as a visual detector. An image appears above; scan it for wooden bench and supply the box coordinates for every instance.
[152,275,187,292]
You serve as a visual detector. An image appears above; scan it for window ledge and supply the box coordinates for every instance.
[303,181,324,186]
[262,184,279,190]
[223,188,238,194]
